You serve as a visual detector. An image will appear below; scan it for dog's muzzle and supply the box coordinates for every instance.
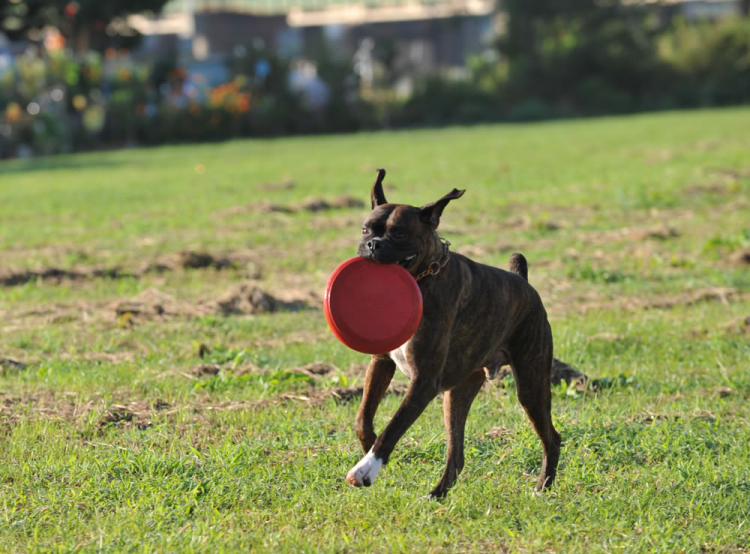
[363,239,417,268]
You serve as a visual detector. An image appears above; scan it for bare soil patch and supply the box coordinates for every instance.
[705,167,750,181]
[191,360,337,379]
[729,248,750,265]
[492,357,589,388]
[485,427,512,440]
[627,410,717,425]
[112,283,314,322]
[0,383,410,429]
[582,223,680,246]
[211,283,309,316]
[724,314,750,335]
[0,266,137,287]
[0,249,258,288]
[216,195,365,217]
[2,278,318,327]
[565,287,747,315]
[257,179,296,191]
[0,391,161,430]
[0,356,27,375]
[683,183,735,196]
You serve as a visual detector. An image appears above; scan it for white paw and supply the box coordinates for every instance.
[346,450,383,487]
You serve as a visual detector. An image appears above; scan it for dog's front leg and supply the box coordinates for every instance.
[346,376,439,488]
[354,356,396,453]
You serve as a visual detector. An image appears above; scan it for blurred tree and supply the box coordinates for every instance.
[0,0,169,53]
[497,0,672,114]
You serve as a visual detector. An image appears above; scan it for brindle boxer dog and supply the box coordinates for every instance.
[345,169,561,498]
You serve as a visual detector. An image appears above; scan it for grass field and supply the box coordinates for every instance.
[1,107,749,552]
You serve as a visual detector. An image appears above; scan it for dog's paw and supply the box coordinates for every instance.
[346,450,383,487]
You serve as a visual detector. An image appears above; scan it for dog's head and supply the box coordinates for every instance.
[357,169,465,272]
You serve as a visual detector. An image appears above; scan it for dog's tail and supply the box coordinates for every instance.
[509,253,528,281]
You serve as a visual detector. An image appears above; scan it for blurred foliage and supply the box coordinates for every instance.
[659,17,750,106]
[0,0,169,52]
[497,0,676,115]
[2,4,750,156]
[398,8,750,125]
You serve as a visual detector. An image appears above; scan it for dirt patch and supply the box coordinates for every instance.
[1,392,124,426]
[573,287,747,314]
[298,196,366,212]
[684,183,735,196]
[161,250,237,270]
[327,383,410,404]
[716,387,734,398]
[97,399,172,429]
[0,356,27,374]
[729,248,750,265]
[193,364,221,377]
[191,361,337,380]
[0,391,172,431]
[291,362,337,377]
[215,195,365,217]
[644,149,675,164]
[1,249,259,288]
[113,288,209,321]
[196,383,410,410]
[245,201,296,215]
[485,427,512,440]
[705,167,750,181]
[0,266,136,287]
[258,179,295,191]
[0,384,403,431]
[628,410,717,425]
[642,287,741,309]
[724,314,750,334]
[211,283,309,316]
[584,224,679,245]
[112,283,313,322]
[491,357,589,388]
[2,280,317,327]
[99,406,135,427]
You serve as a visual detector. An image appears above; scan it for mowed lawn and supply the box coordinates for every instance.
[1,108,749,552]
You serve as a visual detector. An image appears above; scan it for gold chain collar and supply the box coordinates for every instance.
[414,239,451,282]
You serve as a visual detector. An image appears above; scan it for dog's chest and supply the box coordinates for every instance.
[390,342,413,379]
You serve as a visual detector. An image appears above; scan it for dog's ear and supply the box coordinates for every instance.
[371,168,388,209]
[419,188,465,229]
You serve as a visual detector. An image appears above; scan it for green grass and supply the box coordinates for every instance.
[1,107,749,552]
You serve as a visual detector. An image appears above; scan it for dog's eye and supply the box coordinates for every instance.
[362,227,368,235]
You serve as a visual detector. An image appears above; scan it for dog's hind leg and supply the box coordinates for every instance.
[354,356,396,453]
[429,369,486,499]
[511,337,561,492]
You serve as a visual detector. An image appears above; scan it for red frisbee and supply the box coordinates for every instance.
[324,257,423,355]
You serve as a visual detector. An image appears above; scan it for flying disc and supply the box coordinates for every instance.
[324,257,423,355]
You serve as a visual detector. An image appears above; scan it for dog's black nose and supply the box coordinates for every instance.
[366,240,381,252]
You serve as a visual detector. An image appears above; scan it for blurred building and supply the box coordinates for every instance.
[129,0,498,72]
[656,0,741,19]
